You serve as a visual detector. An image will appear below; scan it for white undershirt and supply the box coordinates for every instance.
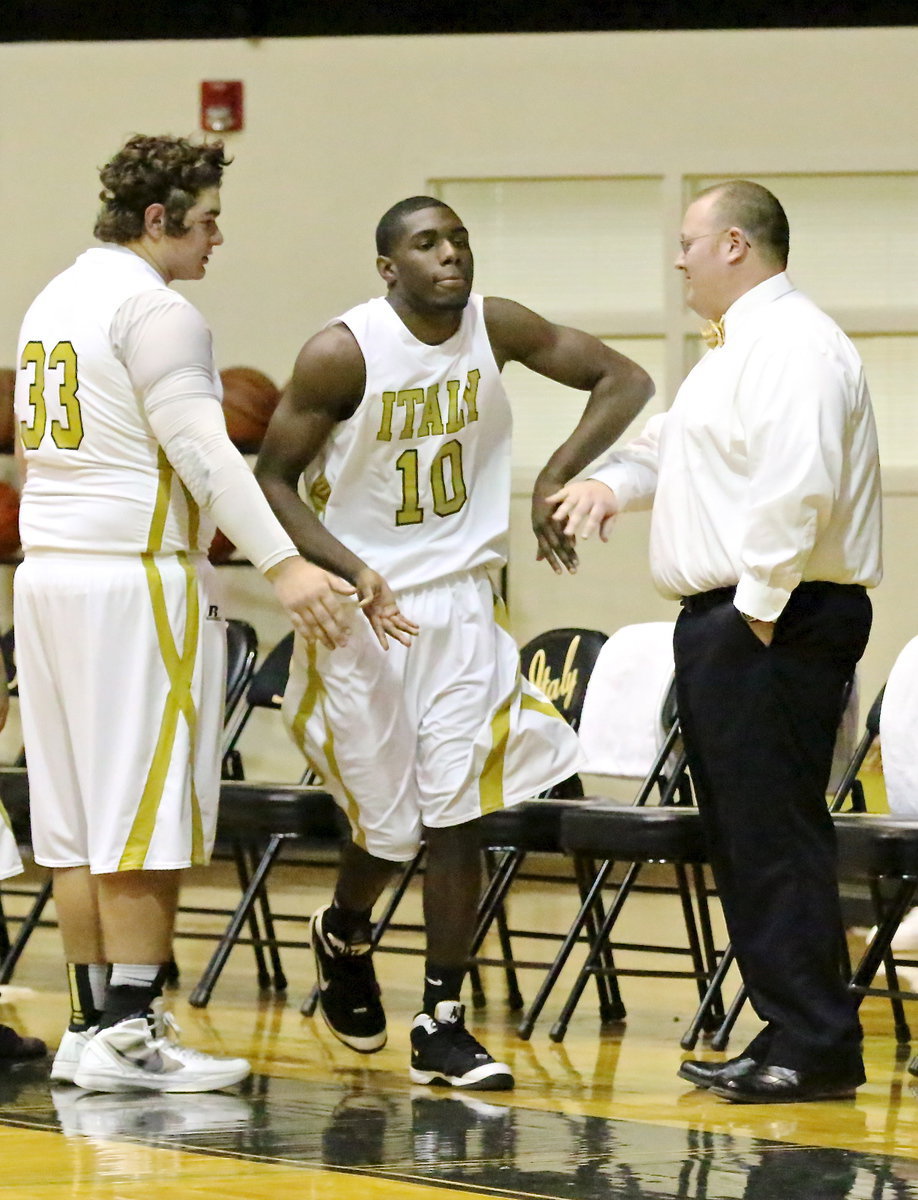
[112,290,296,574]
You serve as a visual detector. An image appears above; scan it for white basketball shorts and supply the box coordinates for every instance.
[283,568,583,861]
[14,551,227,872]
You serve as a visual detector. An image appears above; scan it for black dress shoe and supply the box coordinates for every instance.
[710,1063,864,1104]
[677,1055,758,1089]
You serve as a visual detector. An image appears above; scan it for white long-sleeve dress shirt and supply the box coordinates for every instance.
[590,272,883,621]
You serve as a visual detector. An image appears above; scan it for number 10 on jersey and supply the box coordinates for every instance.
[395,438,467,526]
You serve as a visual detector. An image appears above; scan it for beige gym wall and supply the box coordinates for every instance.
[1,28,915,772]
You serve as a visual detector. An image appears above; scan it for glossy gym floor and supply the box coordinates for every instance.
[1,859,917,1200]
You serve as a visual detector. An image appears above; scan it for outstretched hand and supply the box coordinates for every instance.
[356,567,419,650]
[268,558,357,651]
[546,479,619,544]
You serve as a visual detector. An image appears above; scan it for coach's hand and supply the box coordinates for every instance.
[548,479,620,545]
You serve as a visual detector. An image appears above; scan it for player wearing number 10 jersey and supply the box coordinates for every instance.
[304,291,510,593]
[254,196,655,1088]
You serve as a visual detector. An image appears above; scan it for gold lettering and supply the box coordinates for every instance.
[416,384,445,438]
[445,378,465,433]
[526,636,580,712]
[377,391,396,441]
[396,388,423,439]
[463,368,480,424]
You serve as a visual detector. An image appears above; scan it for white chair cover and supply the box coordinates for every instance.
[577,622,676,778]
[879,637,918,816]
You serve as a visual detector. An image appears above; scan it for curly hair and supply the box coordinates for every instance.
[94,134,231,244]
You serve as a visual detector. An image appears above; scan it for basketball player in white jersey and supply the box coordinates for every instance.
[256,196,654,1089]
[13,135,408,1094]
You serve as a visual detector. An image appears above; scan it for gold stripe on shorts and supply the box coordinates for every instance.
[119,458,204,869]
[492,591,511,633]
[291,645,366,849]
[322,722,367,851]
[479,681,518,815]
[520,691,565,722]
[0,800,11,833]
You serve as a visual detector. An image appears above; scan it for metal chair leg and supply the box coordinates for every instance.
[710,983,748,1051]
[681,944,735,1050]
[188,835,286,1008]
[516,858,615,1039]
[232,840,272,991]
[246,843,287,991]
[549,861,646,1044]
[0,878,53,984]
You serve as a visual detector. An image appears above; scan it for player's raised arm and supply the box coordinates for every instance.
[483,296,654,573]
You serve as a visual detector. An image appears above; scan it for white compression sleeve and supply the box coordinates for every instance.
[113,290,297,573]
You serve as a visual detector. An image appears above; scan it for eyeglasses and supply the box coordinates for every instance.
[678,228,751,255]
[678,229,729,255]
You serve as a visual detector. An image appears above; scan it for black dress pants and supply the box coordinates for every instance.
[673,581,872,1072]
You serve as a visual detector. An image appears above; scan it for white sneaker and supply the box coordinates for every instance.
[50,1028,94,1084]
[73,1001,250,1093]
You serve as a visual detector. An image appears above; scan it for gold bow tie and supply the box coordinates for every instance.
[700,318,725,348]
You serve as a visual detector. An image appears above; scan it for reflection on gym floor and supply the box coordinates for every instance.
[1,1064,916,1200]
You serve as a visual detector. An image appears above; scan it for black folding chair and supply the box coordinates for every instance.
[830,684,918,1048]
[185,631,345,1007]
[507,680,725,1044]
[465,627,610,1011]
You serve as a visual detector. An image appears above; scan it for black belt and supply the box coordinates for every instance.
[680,581,866,614]
[679,586,736,613]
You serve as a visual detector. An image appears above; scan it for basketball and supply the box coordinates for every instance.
[0,481,21,558]
[208,528,236,565]
[0,368,16,455]
[220,366,281,453]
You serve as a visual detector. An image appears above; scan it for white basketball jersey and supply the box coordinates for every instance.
[311,294,512,592]
[15,246,217,555]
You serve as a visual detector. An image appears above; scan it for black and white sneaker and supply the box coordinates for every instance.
[310,905,387,1053]
[410,1001,514,1090]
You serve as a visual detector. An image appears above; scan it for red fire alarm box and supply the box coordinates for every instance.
[201,81,244,132]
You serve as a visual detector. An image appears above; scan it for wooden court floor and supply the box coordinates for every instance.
[1,859,918,1200]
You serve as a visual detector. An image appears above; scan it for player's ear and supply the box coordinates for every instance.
[376,254,397,287]
[144,202,167,239]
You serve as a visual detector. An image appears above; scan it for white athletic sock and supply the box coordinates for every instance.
[108,963,161,990]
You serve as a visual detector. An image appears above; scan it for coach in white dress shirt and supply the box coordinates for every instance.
[550,180,882,1104]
